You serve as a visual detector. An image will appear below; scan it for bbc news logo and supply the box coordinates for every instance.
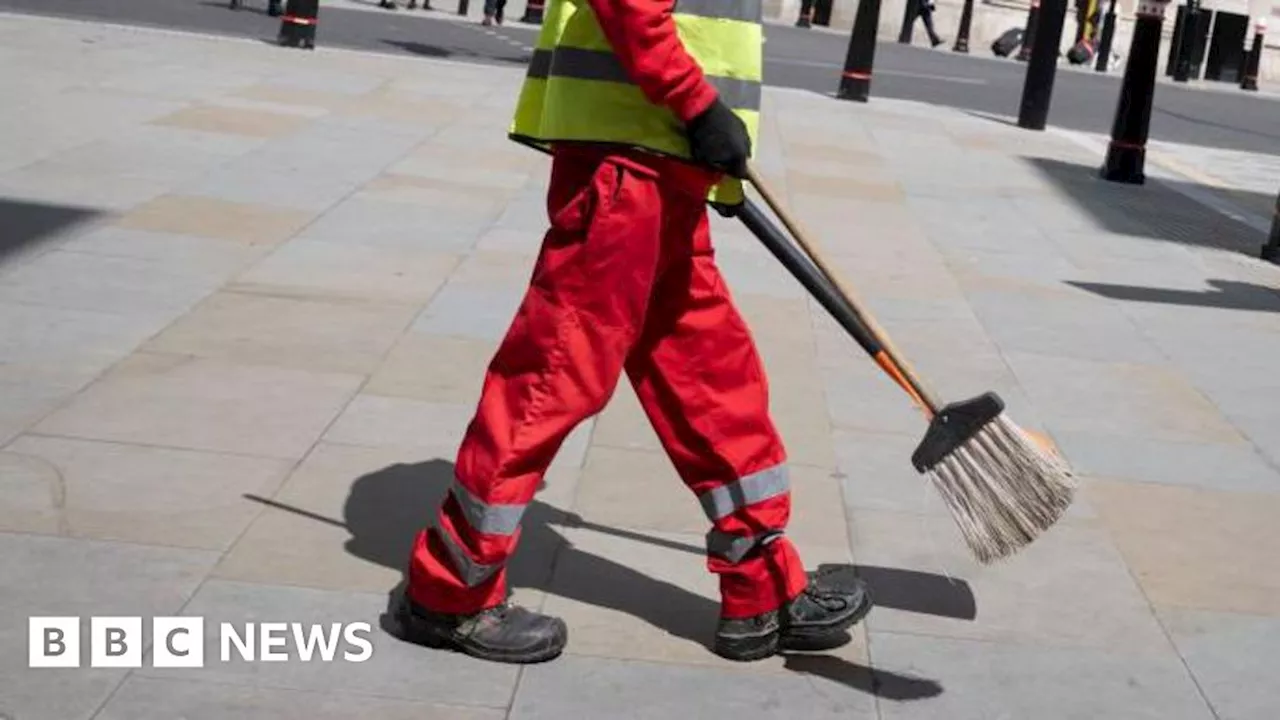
[29,617,374,668]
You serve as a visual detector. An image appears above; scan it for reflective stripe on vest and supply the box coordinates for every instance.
[508,0,763,204]
[525,48,762,112]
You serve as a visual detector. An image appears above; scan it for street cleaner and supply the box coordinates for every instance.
[395,0,873,664]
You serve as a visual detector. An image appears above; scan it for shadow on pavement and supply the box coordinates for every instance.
[248,456,961,699]
[1068,278,1280,312]
[382,38,530,65]
[0,198,102,263]
[1024,157,1271,256]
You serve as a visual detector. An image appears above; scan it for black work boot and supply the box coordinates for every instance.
[714,567,873,662]
[395,592,567,664]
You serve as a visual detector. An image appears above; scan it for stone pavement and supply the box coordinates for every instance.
[2,10,1280,720]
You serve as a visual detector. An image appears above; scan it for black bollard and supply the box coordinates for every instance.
[520,0,544,22]
[954,0,975,52]
[1017,0,1068,129]
[837,0,883,102]
[1172,0,1200,81]
[1100,0,1170,184]
[277,0,318,49]
[1017,0,1041,61]
[1240,21,1265,91]
[457,0,468,15]
[1261,188,1280,262]
[1094,0,1117,71]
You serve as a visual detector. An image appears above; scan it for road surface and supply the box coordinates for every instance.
[1,0,1277,155]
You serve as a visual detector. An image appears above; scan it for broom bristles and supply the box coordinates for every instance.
[925,413,1076,564]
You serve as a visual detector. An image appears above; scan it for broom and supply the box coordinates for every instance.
[738,165,1075,564]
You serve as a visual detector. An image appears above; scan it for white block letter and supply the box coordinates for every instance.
[91,617,142,668]
[343,622,374,663]
[260,622,289,662]
[220,623,254,662]
[29,617,79,668]
[153,617,205,668]
[292,623,341,662]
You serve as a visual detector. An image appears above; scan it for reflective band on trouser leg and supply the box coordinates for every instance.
[696,463,806,618]
[706,529,785,564]
[449,480,527,536]
[434,514,504,587]
[698,464,790,521]
[407,479,531,614]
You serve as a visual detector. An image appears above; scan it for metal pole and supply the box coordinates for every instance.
[954,0,976,52]
[1173,0,1199,81]
[1240,19,1267,90]
[1095,0,1118,71]
[838,0,884,102]
[1018,0,1070,129]
[1101,0,1171,184]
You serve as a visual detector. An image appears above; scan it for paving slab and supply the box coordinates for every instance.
[114,194,317,245]
[0,533,218,720]
[1088,479,1280,617]
[1157,608,1280,720]
[0,435,291,549]
[230,239,460,305]
[0,248,232,318]
[869,631,1216,720]
[96,675,506,720]
[509,653,879,720]
[33,354,364,460]
[143,290,419,375]
[851,506,1162,650]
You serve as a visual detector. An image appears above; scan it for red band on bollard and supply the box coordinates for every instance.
[1110,140,1144,150]
[842,70,871,79]
[283,14,317,24]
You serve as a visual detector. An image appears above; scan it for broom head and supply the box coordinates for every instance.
[911,392,1075,564]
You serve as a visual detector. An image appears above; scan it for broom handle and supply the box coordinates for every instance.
[743,164,942,416]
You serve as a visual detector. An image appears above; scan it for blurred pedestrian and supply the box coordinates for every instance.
[911,0,945,47]
[796,0,815,27]
[380,0,434,9]
[482,0,507,24]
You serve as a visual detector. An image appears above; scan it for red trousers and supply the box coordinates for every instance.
[407,145,809,619]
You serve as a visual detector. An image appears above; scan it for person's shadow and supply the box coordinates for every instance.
[251,458,959,700]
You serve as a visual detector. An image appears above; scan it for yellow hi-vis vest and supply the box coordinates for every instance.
[508,0,763,205]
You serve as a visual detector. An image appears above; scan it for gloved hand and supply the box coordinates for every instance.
[686,98,751,179]
[709,201,742,218]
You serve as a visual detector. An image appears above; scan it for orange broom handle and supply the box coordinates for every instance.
[743,164,943,416]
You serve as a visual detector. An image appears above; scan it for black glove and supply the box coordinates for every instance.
[686,98,751,179]
[709,201,742,218]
